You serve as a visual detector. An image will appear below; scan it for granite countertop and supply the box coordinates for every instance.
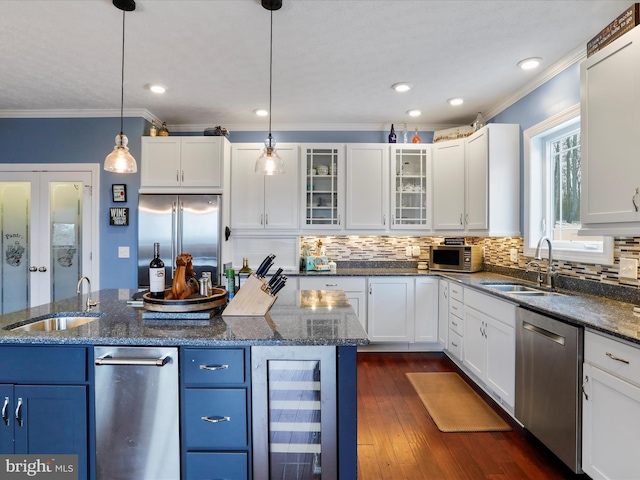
[0,289,369,347]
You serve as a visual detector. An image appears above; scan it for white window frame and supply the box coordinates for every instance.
[524,104,613,265]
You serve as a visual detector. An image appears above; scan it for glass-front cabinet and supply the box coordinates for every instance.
[303,146,343,229]
[391,145,431,229]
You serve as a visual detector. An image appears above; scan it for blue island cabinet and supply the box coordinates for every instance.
[0,345,90,479]
[181,347,252,480]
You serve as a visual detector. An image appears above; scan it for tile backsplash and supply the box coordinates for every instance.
[300,235,640,289]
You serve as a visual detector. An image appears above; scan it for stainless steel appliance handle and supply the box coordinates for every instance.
[522,320,565,346]
[178,201,184,254]
[95,353,171,367]
[201,415,230,423]
[15,397,22,427]
[582,375,589,401]
[605,351,630,364]
[199,364,229,371]
[2,397,9,426]
[171,201,177,280]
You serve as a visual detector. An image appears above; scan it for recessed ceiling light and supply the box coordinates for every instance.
[392,83,412,93]
[517,57,542,70]
[255,109,269,117]
[148,84,167,94]
[407,109,421,117]
[447,98,464,106]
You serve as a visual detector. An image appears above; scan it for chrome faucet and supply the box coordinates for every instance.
[535,236,557,289]
[525,260,544,287]
[77,276,97,311]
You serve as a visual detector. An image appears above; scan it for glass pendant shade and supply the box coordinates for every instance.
[255,136,284,175]
[104,134,137,173]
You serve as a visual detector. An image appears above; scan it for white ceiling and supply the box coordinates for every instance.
[0,0,630,132]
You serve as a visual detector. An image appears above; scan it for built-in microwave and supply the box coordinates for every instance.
[429,245,483,272]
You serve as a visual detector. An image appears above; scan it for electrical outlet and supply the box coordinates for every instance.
[405,246,412,256]
[118,246,130,258]
[510,248,518,263]
[620,257,638,280]
[412,245,421,257]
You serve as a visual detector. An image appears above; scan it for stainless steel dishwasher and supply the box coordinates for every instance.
[515,307,583,473]
[94,346,180,480]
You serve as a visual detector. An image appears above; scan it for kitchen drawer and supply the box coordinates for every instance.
[585,330,640,387]
[464,287,516,327]
[0,346,87,383]
[449,309,464,337]
[184,388,248,449]
[448,329,463,361]
[299,276,365,292]
[450,282,464,303]
[183,348,246,385]
[449,298,464,319]
[186,451,248,480]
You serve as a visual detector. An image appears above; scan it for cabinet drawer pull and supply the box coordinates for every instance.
[633,188,639,212]
[325,284,338,287]
[451,305,458,311]
[606,352,630,364]
[199,364,229,371]
[201,415,230,423]
[451,320,458,327]
[15,397,22,427]
[2,397,9,426]
[451,341,458,348]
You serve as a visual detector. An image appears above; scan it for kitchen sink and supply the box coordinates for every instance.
[481,283,564,297]
[6,314,102,332]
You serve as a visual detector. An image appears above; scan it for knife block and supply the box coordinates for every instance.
[222,274,277,317]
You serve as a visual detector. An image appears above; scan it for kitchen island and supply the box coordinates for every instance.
[0,289,368,480]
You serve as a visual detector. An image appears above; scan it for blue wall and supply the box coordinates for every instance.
[0,117,144,289]
[0,63,578,289]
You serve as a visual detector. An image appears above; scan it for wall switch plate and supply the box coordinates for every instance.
[620,257,638,280]
[405,246,412,256]
[510,248,518,263]
[412,245,420,257]
[118,246,130,258]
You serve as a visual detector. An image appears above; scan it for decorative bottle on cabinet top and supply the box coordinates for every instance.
[388,124,397,143]
[412,127,421,143]
[150,119,157,137]
[158,122,170,136]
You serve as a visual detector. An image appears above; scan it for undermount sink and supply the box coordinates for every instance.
[6,314,101,332]
[481,283,564,297]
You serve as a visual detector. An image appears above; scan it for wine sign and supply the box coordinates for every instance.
[109,207,129,226]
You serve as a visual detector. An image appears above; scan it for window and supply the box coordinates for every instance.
[524,104,613,265]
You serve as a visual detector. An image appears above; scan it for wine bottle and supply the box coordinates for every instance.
[238,257,252,288]
[150,119,157,137]
[412,127,421,143]
[226,268,236,300]
[149,242,165,299]
[388,124,397,143]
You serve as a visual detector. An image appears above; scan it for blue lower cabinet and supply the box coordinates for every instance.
[186,451,248,480]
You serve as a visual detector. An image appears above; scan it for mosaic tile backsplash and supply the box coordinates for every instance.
[300,235,640,289]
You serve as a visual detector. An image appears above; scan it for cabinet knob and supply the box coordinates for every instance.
[29,266,37,272]
[38,266,47,272]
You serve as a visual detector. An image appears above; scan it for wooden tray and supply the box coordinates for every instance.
[142,288,227,312]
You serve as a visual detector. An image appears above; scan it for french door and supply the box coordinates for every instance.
[0,166,98,314]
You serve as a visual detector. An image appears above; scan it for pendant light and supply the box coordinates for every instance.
[255,0,285,175]
[104,0,137,174]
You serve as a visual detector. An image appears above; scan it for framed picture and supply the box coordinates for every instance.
[112,184,127,202]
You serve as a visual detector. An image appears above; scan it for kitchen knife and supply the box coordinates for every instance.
[269,275,287,296]
[266,268,283,289]
[255,254,275,278]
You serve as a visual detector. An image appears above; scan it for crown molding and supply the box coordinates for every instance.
[0,108,157,123]
[168,122,460,133]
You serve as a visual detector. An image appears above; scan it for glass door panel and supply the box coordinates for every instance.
[0,180,31,314]
[392,147,429,228]
[305,148,340,227]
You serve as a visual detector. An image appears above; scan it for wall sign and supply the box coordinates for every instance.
[109,207,129,226]
[112,184,127,202]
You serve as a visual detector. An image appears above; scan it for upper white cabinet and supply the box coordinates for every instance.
[345,144,389,230]
[301,145,344,230]
[580,26,640,235]
[141,136,227,191]
[432,124,520,236]
[390,145,432,230]
[230,143,299,231]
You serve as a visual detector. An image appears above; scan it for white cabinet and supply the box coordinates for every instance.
[301,145,344,230]
[580,26,640,235]
[367,277,414,342]
[582,331,640,480]
[230,144,299,231]
[433,139,465,230]
[437,279,449,348]
[345,144,389,230]
[432,124,520,236]
[390,145,431,229]
[141,136,226,191]
[298,277,366,330]
[414,277,438,343]
[462,287,516,407]
[448,282,464,361]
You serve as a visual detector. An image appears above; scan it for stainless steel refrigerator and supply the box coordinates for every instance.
[138,194,221,289]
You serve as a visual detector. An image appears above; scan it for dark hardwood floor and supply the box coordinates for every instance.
[356,352,589,480]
